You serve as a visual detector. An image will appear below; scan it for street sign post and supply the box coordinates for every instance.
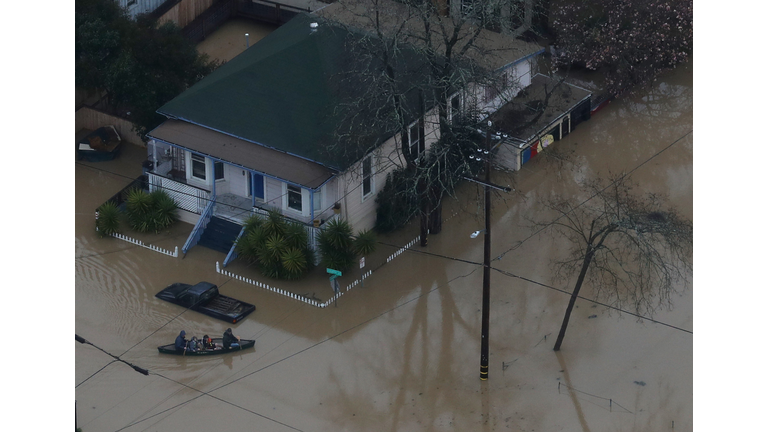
[359,257,366,287]
[327,268,342,306]
[330,278,340,294]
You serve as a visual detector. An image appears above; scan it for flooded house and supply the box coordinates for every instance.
[492,74,592,171]
[144,6,549,258]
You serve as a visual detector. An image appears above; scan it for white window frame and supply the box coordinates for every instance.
[282,183,309,216]
[190,153,207,181]
[362,153,375,201]
[287,185,303,213]
[408,120,423,161]
[448,92,462,124]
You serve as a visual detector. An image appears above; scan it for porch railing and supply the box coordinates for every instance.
[98,175,148,211]
[148,173,211,214]
[182,198,216,254]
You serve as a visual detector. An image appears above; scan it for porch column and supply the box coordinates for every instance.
[310,190,315,222]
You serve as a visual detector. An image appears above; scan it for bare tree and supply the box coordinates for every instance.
[318,0,545,244]
[531,173,692,351]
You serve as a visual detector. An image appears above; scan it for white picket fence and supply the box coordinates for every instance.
[386,235,421,263]
[216,261,331,308]
[110,232,179,258]
[215,234,421,308]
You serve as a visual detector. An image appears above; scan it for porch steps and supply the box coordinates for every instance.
[197,217,242,254]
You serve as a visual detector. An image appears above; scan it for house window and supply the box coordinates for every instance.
[214,161,224,180]
[191,154,206,180]
[408,121,424,162]
[362,154,374,198]
[448,93,461,124]
[287,185,303,212]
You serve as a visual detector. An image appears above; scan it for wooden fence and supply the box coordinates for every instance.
[156,0,218,28]
[182,0,237,43]
[75,106,145,147]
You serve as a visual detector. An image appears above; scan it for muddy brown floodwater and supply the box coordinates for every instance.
[75,60,692,431]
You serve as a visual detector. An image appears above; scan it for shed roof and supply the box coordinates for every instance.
[491,74,592,144]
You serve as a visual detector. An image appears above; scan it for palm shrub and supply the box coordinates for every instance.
[125,188,178,233]
[353,229,377,256]
[96,201,121,237]
[149,189,178,230]
[235,211,312,280]
[318,219,375,271]
[126,188,153,232]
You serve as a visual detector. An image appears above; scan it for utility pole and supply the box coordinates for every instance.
[467,122,511,380]
[480,120,492,381]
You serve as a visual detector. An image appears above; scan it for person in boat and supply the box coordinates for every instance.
[202,335,215,350]
[174,330,187,352]
[222,328,241,349]
[187,336,200,352]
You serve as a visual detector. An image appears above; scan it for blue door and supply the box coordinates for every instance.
[249,173,264,200]
[522,147,531,165]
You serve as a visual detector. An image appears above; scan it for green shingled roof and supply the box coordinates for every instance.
[159,14,368,170]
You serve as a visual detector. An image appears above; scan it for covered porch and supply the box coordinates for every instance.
[145,119,344,256]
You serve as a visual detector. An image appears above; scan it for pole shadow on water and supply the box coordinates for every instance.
[321,263,480,431]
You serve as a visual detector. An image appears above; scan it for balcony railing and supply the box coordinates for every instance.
[148,173,211,215]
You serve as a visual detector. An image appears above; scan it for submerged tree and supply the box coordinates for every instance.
[532,174,692,351]
[551,0,693,96]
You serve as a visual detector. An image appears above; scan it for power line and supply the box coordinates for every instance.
[112,268,478,431]
[144,372,304,432]
[490,267,692,334]
[493,129,693,262]
[373,238,692,334]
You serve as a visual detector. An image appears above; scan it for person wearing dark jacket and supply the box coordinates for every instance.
[188,336,200,352]
[174,330,187,352]
[222,328,240,349]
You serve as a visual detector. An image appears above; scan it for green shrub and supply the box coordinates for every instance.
[353,229,377,256]
[375,168,419,233]
[235,210,313,280]
[96,201,121,237]
[318,219,375,271]
[150,189,178,229]
[125,188,178,233]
